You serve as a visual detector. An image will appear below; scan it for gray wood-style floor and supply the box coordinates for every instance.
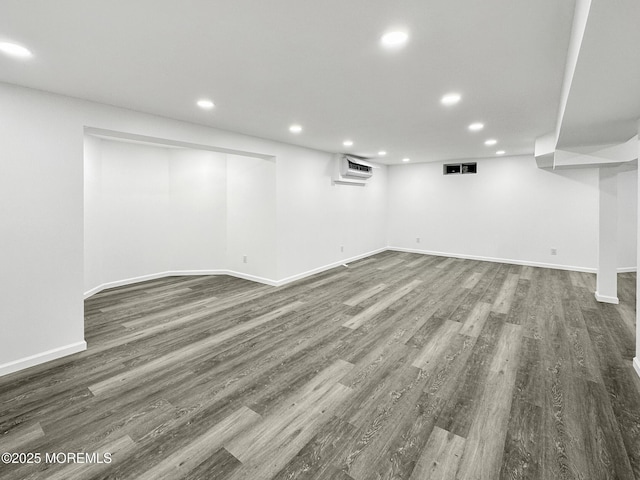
[1,251,640,479]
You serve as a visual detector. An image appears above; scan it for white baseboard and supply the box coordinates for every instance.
[0,341,86,378]
[84,269,277,298]
[387,246,601,273]
[84,248,388,298]
[83,285,104,298]
[594,292,619,304]
[618,266,637,273]
[222,270,279,287]
[273,247,387,286]
[153,269,278,286]
[634,358,640,380]
[85,249,636,298]
[84,271,184,298]
[171,269,230,276]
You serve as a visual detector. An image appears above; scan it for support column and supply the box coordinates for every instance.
[595,167,619,304]
[635,125,640,379]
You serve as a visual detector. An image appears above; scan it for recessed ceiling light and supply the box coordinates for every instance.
[381,31,408,48]
[468,122,484,131]
[441,93,461,106]
[496,150,506,155]
[343,140,353,147]
[484,139,497,146]
[196,99,215,110]
[378,151,387,156]
[289,124,302,133]
[0,42,33,59]
[402,158,410,162]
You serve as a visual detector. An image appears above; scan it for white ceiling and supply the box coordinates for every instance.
[0,0,582,164]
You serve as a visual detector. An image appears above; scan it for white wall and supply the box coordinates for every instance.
[387,155,637,272]
[169,147,228,272]
[84,139,228,294]
[84,141,281,292]
[1,85,85,373]
[618,167,637,269]
[99,140,172,285]
[387,155,605,270]
[227,155,277,280]
[85,141,382,289]
[276,148,388,281]
[84,135,103,294]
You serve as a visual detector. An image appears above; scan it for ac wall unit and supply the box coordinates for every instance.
[333,154,373,185]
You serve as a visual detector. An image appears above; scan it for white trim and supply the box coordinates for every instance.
[158,269,278,286]
[84,248,388,297]
[84,271,188,298]
[618,266,637,273]
[634,358,640,380]
[387,246,598,273]
[273,248,387,286]
[0,341,86,378]
[85,249,634,298]
[83,285,105,298]
[222,271,279,287]
[84,269,276,298]
[594,292,619,304]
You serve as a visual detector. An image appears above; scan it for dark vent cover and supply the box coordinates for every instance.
[444,162,477,175]
[347,160,372,173]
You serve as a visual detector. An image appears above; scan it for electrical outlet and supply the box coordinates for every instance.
[243,255,248,263]
[550,248,557,256]
[340,245,344,252]
[416,237,421,243]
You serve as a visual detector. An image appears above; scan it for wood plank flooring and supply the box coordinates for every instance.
[1,251,640,479]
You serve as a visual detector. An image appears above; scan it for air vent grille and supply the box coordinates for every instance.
[443,162,477,175]
[347,160,372,173]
